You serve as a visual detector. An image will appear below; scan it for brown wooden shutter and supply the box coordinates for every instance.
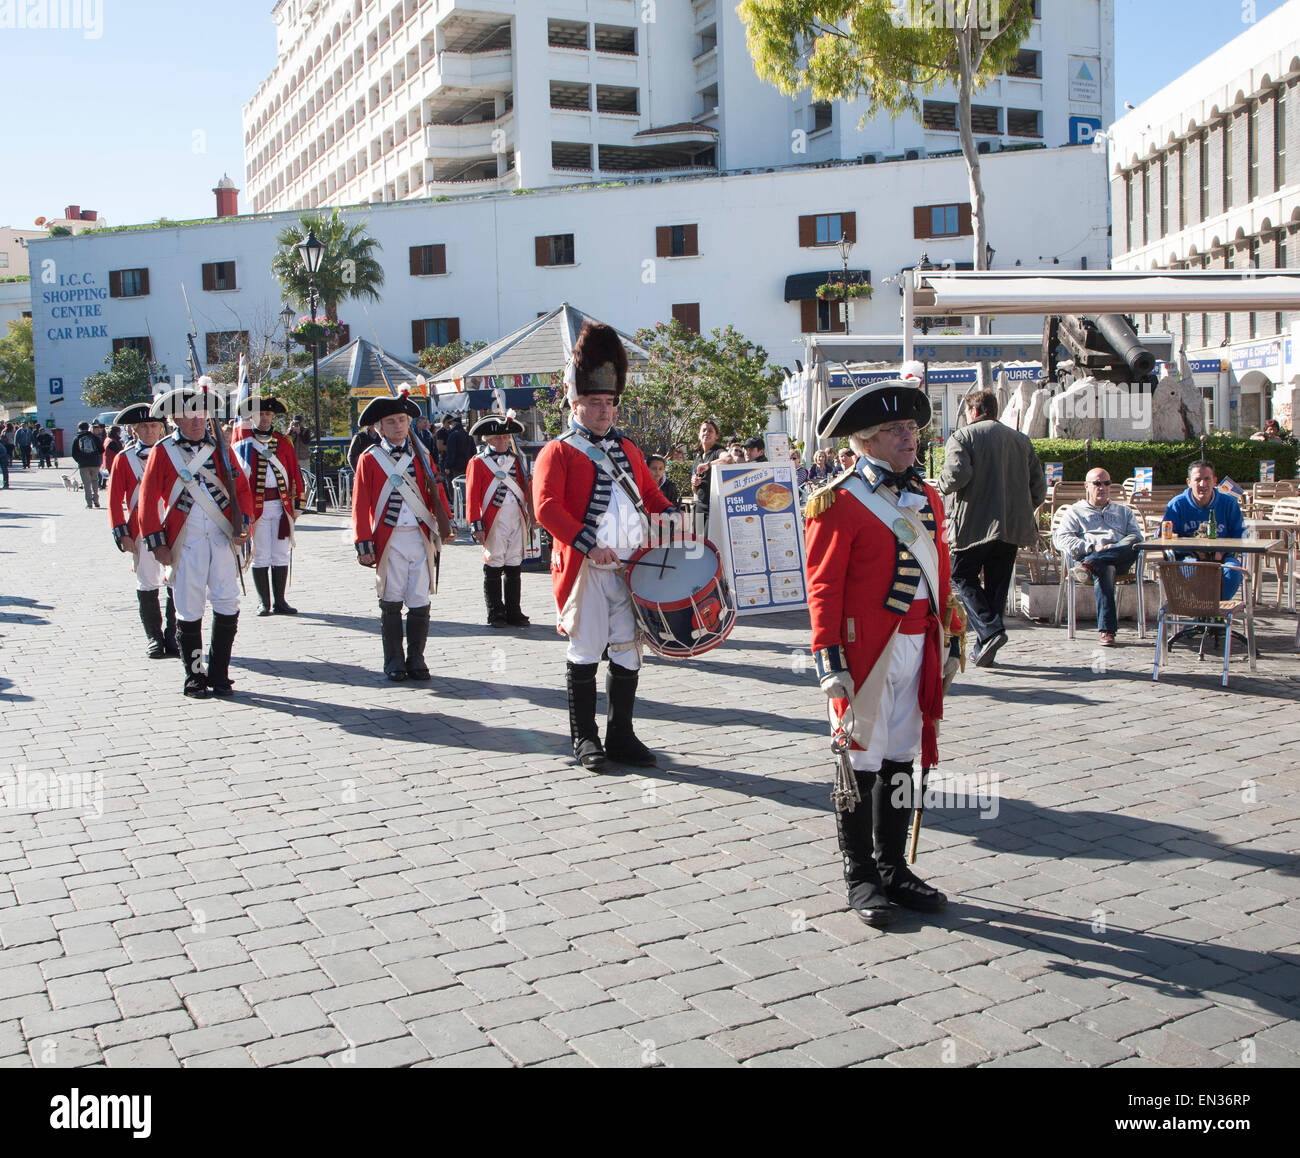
[109,270,122,298]
[684,224,699,256]
[656,226,671,257]
[535,236,550,266]
[202,263,215,291]
[411,320,425,352]
[672,303,700,333]
[432,244,446,275]
[409,246,421,275]
[139,269,149,296]
[226,263,236,291]
[798,215,816,247]
[958,204,973,236]
[800,300,818,332]
[841,213,856,243]
[446,317,460,343]
[913,206,930,238]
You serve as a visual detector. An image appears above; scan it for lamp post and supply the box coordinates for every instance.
[280,303,294,370]
[296,228,327,513]
[837,232,854,334]
[916,252,934,336]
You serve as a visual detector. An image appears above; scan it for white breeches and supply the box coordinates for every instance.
[172,525,241,621]
[483,504,525,567]
[380,526,432,608]
[251,501,292,567]
[565,565,641,670]
[132,538,166,592]
[834,632,924,773]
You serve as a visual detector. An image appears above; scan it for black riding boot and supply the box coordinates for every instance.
[872,760,947,912]
[137,589,166,659]
[271,565,297,614]
[206,612,240,697]
[177,619,209,699]
[604,662,656,766]
[252,567,272,616]
[503,565,530,626]
[836,771,893,927]
[405,605,431,680]
[163,588,179,656]
[484,565,507,627]
[380,600,407,681]
[566,661,605,771]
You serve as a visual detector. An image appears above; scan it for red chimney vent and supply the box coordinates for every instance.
[64,205,81,220]
[213,175,240,219]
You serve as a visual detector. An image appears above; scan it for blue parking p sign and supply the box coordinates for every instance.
[49,377,64,398]
[1069,116,1103,145]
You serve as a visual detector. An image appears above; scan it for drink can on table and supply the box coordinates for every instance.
[1161,520,1173,539]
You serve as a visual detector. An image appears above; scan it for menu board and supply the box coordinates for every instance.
[709,462,808,615]
[1134,467,1154,495]
[1261,460,1275,483]
[1044,462,1063,486]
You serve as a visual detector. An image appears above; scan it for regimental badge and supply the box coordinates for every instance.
[178,468,194,484]
[893,517,917,544]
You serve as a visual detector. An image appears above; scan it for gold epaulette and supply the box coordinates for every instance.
[803,468,857,520]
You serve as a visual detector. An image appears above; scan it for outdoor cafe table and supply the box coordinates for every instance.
[1134,538,1275,639]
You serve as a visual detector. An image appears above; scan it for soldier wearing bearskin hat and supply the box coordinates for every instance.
[139,381,255,698]
[805,379,965,927]
[231,395,306,616]
[108,402,178,659]
[351,394,454,681]
[532,322,681,772]
[466,412,533,628]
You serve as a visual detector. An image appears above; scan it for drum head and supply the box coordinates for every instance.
[627,542,720,603]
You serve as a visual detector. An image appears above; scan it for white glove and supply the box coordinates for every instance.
[820,673,852,702]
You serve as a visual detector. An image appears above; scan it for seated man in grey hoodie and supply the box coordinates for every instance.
[1053,468,1144,646]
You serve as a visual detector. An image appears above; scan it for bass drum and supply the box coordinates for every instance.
[625,536,738,659]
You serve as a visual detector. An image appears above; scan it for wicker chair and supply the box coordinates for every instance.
[1152,560,1255,687]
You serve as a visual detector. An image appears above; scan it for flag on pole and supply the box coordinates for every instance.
[234,353,253,423]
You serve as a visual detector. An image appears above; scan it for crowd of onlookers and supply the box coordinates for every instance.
[1,419,60,486]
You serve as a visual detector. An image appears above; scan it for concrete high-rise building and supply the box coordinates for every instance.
[243,0,1114,214]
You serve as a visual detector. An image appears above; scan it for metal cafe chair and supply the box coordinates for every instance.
[1152,560,1255,688]
[300,469,317,510]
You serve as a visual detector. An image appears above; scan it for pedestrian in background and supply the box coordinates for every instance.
[938,391,1046,667]
[35,426,55,468]
[71,421,105,507]
[15,421,33,469]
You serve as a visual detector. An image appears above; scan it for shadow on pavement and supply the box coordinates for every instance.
[0,676,34,703]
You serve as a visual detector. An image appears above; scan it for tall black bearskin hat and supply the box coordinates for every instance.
[567,321,627,402]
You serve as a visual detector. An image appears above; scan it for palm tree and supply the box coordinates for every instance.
[270,208,385,322]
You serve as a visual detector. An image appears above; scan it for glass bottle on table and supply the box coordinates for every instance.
[1207,508,1217,540]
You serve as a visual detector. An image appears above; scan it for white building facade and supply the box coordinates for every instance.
[30,143,1109,432]
[1109,0,1300,433]
[243,0,1114,214]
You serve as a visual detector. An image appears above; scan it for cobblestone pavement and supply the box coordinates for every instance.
[1,470,1297,1069]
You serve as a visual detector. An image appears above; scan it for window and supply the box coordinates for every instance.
[411,317,459,351]
[593,24,636,54]
[535,233,576,266]
[109,268,150,298]
[1179,143,1189,231]
[0,253,7,268]
[671,303,700,333]
[596,85,638,115]
[1008,50,1041,79]
[1007,108,1041,138]
[969,105,1000,135]
[922,101,957,132]
[656,224,699,258]
[1199,135,1209,220]
[551,142,593,170]
[408,244,447,276]
[549,80,590,110]
[548,18,587,49]
[201,261,237,292]
[799,298,846,334]
[1248,103,1259,199]
[1159,157,1168,237]
[1276,88,1287,190]
[913,203,971,239]
[811,101,832,133]
[205,331,249,363]
[1123,173,1133,251]
[112,336,153,360]
[1223,118,1233,209]
[798,212,856,247]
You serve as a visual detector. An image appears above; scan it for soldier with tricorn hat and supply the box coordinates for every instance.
[466,411,534,628]
[351,393,454,681]
[805,378,966,927]
[107,401,178,659]
[139,380,255,698]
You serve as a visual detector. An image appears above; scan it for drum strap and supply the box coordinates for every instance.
[561,431,648,517]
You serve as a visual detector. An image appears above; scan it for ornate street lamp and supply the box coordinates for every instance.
[837,231,854,334]
[280,302,295,368]
[296,229,327,512]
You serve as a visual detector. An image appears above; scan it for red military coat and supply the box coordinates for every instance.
[533,430,673,619]
[351,440,451,562]
[806,477,964,765]
[231,428,306,521]
[466,449,532,537]
[138,435,255,551]
[107,442,155,548]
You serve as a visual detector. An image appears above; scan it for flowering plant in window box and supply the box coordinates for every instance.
[816,281,873,301]
[290,316,346,346]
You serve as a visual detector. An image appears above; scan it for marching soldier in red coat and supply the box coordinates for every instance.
[139,383,255,698]
[805,380,965,927]
[466,412,533,628]
[352,395,454,681]
[107,402,178,659]
[533,322,679,772]
[231,396,306,616]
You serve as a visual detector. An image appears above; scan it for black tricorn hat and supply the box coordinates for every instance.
[237,394,289,417]
[816,380,931,439]
[115,402,157,426]
[358,394,422,426]
[570,321,627,397]
[150,382,226,420]
[470,413,524,438]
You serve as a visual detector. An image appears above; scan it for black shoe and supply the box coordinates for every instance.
[183,675,211,699]
[873,760,947,913]
[574,735,607,772]
[567,661,607,771]
[252,568,272,616]
[974,630,1007,668]
[604,663,656,766]
[271,565,297,614]
[882,866,947,912]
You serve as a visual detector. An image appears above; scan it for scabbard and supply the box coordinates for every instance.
[907,764,930,865]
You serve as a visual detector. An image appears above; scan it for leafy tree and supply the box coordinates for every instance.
[738,1,1035,376]
[80,347,168,410]
[255,367,352,437]
[270,208,385,323]
[0,319,36,403]
[417,339,489,377]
